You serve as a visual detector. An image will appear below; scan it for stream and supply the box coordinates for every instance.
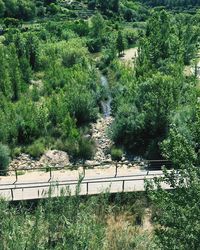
[100,75,112,118]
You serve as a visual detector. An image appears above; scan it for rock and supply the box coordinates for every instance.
[123,160,129,165]
[85,160,99,166]
[91,117,114,163]
[39,150,70,168]
[9,153,35,170]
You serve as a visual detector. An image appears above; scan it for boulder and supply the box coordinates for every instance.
[85,160,99,166]
[39,150,70,168]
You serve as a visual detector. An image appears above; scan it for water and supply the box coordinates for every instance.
[100,75,112,118]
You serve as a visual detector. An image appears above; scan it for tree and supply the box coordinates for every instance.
[98,0,108,13]
[90,13,105,39]
[8,44,22,101]
[88,0,96,10]
[88,13,105,52]
[111,73,181,157]
[0,0,5,17]
[110,0,119,13]
[26,33,39,70]
[0,144,10,174]
[146,127,200,250]
[116,31,125,56]
[0,46,12,99]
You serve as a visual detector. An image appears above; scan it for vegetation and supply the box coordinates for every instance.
[0,0,200,249]
[111,9,200,159]
[0,192,154,249]
[111,146,123,161]
[0,0,148,162]
[146,126,200,249]
[0,144,10,173]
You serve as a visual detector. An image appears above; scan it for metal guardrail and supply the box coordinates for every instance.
[0,160,172,201]
[0,160,172,182]
[0,172,165,201]
[0,171,164,187]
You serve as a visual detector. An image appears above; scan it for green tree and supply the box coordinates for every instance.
[111,73,181,157]
[147,127,200,250]
[0,0,5,17]
[0,144,10,174]
[116,31,125,56]
[88,13,105,52]
[8,44,22,101]
[0,46,12,99]
[26,33,39,70]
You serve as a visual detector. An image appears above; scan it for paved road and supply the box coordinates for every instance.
[0,169,169,201]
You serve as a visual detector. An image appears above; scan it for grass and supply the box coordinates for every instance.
[16,170,26,176]
[0,192,155,249]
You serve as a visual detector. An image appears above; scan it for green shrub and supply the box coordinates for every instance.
[111,147,123,161]
[0,144,10,175]
[60,137,96,162]
[57,138,79,160]
[11,147,22,158]
[26,140,46,159]
[78,137,96,161]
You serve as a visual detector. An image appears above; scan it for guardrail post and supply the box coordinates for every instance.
[15,170,18,183]
[86,182,89,195]
[48,167,52,182]
[11,188,14,201]
[122,180,125,192]
[115,162,118,178]
[83,165,86,178]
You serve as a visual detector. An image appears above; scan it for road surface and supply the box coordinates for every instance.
[0,169,169,201]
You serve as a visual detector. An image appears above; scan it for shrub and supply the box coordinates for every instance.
[11,147,22,158]
[58,138,79,160]
[111,147,123,161]
[87,38,102,53]
[26,139,46,159]
[78,137,96,161]
[0,144,10,175]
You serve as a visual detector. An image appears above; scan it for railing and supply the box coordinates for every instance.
[0,160,172,201]
[0,171,166,201]
[0,160,172,181]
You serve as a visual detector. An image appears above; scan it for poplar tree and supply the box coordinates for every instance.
[8,44,22,101]
[0,46,11,99]
[116,31,125,56]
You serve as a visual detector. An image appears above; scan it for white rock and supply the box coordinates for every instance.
[39,150,70,168]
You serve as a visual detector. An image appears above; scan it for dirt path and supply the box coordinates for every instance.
[120,48,138,65]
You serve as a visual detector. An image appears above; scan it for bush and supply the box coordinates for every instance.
[11,147,22,158]
[0,144,10,175]
[78,137,96,161]
[60,137,96,162]
[26,140,46,159]
[87,38,102,53]
[111,147,123,161]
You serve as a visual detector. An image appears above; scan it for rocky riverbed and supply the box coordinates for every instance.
[9,150,70,170]
[8,116,143,171]
[92,117,113,162]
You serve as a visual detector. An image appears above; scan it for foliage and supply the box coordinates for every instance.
[146,126,200,249]
[0,192,153,249]
[116,31,125,56]
[111,10,199,158]
[0,144,10,174]
[111,146,123,161]
[26,139,46,159]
